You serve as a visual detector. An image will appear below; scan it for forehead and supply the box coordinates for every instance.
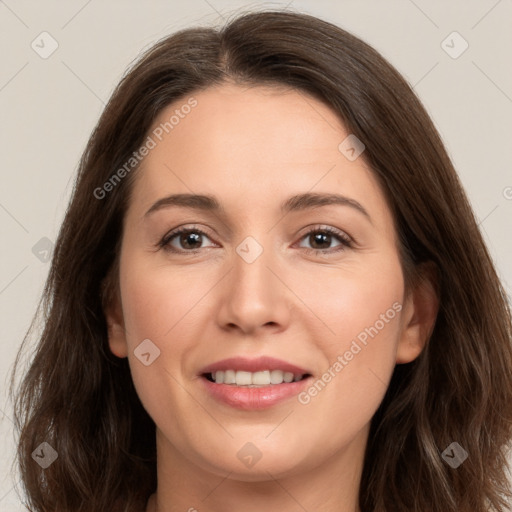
[127,82,391,227]
[152,82,344,165]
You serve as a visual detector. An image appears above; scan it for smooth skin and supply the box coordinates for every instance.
[105,82,439,512]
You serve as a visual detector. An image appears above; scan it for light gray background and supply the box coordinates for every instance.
[1,1,511,509]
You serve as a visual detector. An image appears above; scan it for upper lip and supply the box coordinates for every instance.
[199,356,311,376]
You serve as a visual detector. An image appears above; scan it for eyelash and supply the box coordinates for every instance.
[158,225,353,256]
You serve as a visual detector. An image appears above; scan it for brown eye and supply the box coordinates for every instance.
[308,232,335,250]
[297,227,352,255]
[160,227,216,253]
[176,232,203,250]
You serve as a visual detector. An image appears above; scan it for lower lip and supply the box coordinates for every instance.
[200,375,312,410]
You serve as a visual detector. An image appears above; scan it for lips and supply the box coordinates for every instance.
[198,356,313,410]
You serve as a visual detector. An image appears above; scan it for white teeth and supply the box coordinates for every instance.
[235,370,252,385]
[283,372,294,383]
[270,370,284,384]
[210,369,305,386]
[252,370,270,385]
[223,369,236,384]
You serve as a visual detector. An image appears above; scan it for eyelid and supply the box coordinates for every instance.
[297,224,353,243]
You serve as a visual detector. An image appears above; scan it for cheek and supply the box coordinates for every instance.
[303,248,404,349]
[120,254,208,343]
[118,264,201,442]
[117,253,197,398]
[295,251,404,422]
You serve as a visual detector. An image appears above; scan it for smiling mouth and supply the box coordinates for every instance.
[202,369,312,387]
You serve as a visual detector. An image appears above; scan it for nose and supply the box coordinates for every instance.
[216,237,291,336]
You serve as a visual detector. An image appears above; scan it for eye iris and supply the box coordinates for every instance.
[310,232,331,249]
[180,232,202,249]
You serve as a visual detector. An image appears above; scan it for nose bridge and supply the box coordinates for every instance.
[232,234,276,300]
[235,234,267,267]
[217,232,289,333]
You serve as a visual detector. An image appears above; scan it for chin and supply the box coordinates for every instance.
[194,443,311,481]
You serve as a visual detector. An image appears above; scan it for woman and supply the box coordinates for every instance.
[11,9,512,512]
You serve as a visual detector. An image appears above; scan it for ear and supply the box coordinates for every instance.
[396,262,439,364]
[103,279,128,359]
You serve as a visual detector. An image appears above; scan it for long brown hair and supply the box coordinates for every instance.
[11,9,512,512]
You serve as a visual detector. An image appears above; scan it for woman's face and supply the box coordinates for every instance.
[107,82,427,481]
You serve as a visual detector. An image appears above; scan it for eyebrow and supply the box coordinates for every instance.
[144,192,371,222]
